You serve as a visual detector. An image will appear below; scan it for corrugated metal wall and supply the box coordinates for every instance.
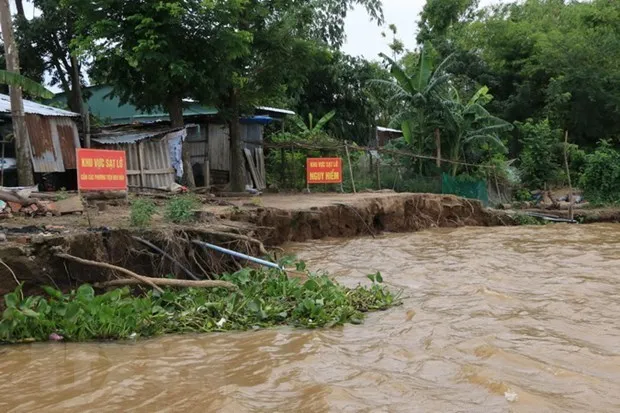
[97,138,175,189]
[54,118,80,169]
[25,114,80,173]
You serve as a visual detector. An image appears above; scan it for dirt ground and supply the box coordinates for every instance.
[0,191,444,233]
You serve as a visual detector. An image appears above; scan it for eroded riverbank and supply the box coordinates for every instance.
[2,224,620,412]
[0,193,507,296]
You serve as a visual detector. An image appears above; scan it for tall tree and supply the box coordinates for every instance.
[17,0,87,114]
[0,0,34,186]
[71,0,226,188]
[202,0,384,191]
[289,51,394,144]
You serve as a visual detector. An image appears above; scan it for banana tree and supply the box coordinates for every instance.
[443,86,513,175]
[374,45,454,172]
[0,70,54,99]
[289,110,336,139]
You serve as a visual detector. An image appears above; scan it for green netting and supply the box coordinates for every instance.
[441,173,489,206]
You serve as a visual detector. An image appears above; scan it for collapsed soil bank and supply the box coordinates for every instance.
[0,193,509,297]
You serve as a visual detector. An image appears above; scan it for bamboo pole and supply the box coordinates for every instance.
[563,130,574,221]
[344,142,356,193]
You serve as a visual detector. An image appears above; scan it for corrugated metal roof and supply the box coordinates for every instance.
[257,106,295,115]
[377,126,402,133]
[0,93,79,117]
[92,126,184,145]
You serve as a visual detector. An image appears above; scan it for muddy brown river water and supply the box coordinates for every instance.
[2,224,620,412]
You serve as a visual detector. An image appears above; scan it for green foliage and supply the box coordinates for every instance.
[447,0,620,148]
[0,267,400,343]
[0,71,53,99]
[517,119,563,189]
[579,141,620,204]
[164,195,200,224]
[512,213,545,226]
[130,199,156,228]
[513,188,531,202]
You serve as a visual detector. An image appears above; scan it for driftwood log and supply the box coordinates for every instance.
[82,191,127,200]
[95,278,237,290]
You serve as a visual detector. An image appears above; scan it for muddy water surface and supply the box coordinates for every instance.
[2,224,620,412]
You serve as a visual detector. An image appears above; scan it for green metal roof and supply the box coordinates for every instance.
[50,85,218,125]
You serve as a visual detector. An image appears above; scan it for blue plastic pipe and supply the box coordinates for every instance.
[192,240,282,270]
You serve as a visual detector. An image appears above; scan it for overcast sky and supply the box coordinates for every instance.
[342,0,507,60]
[6,0,507,90]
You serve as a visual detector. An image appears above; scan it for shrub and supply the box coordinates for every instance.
[164,194,200,223]
[130,199,156,227]
[517,119,563,189]
[579,140,620,204]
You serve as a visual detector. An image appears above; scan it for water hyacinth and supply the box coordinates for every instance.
[0,266,400,343]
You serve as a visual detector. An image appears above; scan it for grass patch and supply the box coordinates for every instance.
[0,267,400,343]
[165,194,200,224]
[130,199,157,227]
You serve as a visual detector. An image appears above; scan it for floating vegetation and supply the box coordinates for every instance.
[0,267,400,343]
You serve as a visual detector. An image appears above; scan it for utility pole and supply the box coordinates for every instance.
[0,0,35,186]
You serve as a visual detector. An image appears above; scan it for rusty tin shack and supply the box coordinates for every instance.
[0,93,81,176]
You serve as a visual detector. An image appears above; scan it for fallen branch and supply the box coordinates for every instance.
[55,253,164,293]
[132,236,201,280]
[95,278,237,290]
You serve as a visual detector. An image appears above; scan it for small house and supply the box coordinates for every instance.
[92,124,186,189]
[0,93,81,188]
[376,126,403,147]
[51,85,293,188]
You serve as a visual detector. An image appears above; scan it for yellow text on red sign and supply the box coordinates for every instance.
[306,157,342,184]
[76,148,128,191]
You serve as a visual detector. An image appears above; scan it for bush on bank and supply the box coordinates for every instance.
[0,267,399,343]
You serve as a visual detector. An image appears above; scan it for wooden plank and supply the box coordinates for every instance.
[252,147,264,188]
[256,147,266,187]
[137,141,146,188]
[143,168,176,175]
[53,196,84,214]
[244,148,261,189]
[203,160,210,189]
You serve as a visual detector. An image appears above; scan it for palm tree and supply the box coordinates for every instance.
[443,86,513,175]
[375,45,454,172]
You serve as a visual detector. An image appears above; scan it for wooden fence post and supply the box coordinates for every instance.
[344,142,356,193]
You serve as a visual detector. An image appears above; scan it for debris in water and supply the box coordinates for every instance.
[504,391,518,402]
[48,333,63,342]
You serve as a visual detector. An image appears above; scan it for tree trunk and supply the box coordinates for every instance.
[69,54,90,148]
[14,0,24,18]
[434,128,441,169]
[167,97,195,188]
[228,89,245,192]
[0,0,34,186]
